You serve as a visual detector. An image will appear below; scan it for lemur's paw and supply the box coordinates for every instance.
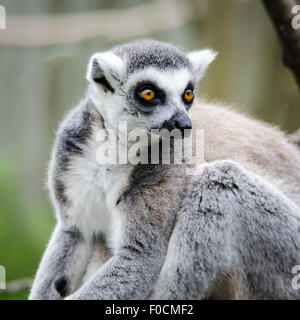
[54,276,69,298]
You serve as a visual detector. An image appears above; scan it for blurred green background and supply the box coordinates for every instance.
[0,0,299,300]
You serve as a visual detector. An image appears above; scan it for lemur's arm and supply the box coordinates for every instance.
[150,161,300,300]
[67,165,183,300]
[29,104,96,300]
[29,224,90,300]
[67,218,171,300]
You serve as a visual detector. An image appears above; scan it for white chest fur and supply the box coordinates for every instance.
[61,132,133,251]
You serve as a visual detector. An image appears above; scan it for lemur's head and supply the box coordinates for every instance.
[86,39,216,135]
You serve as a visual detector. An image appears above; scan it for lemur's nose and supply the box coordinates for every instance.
[162,112,192,135]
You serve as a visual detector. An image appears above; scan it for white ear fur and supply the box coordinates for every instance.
[86,51,126,89]
[187,49,217,81]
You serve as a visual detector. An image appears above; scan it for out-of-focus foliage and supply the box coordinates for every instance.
[0,0,299,300]
[0,160,55,299]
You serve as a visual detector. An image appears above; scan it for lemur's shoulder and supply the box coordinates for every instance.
[48,99,103,209]
[53,98,102,172]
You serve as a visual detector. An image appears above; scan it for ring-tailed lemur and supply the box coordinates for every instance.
[29,39,300,300]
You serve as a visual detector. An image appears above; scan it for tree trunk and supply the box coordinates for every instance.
[262,0,300,89]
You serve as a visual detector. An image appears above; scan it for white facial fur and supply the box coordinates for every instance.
[124,67,193,130]
[86,52,127,133]
[86,48,217,135]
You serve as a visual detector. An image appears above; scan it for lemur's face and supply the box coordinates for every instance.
[86,40,216,135]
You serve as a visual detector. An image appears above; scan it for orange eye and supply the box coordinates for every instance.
[184,89,193,102]
[140,89,155,101]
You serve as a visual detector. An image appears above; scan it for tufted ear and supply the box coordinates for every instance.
[187,49,217,81]
[86,51,126,93]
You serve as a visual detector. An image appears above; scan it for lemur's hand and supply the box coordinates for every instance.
[29,225,90,300]
[29,274,69,300]
[63,210,176,300]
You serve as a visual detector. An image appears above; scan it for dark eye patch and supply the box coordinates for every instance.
[134,81,166,108]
